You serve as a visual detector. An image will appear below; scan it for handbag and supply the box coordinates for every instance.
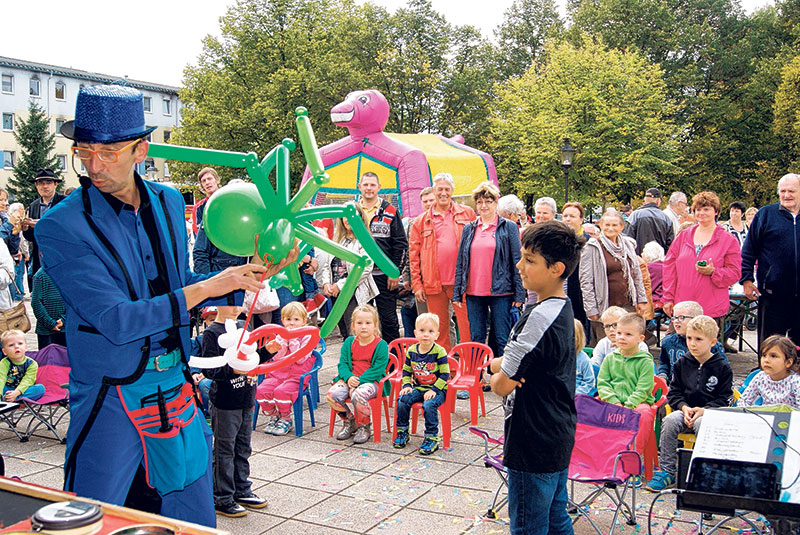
[243,279,281,314]
[0,269,31,332]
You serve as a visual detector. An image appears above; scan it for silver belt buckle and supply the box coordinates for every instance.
[154,353,168,372]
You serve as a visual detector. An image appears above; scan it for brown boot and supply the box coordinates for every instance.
[335,415,357,440]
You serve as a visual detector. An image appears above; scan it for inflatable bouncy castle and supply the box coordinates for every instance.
[302,89,497,218]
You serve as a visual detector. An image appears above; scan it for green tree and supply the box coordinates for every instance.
[494,0,564,79]
[489,36,682,206]
[774,54,800,169]
[10,100,60,206]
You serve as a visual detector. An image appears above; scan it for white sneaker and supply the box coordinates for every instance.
[263,415,279,434]
[273,418,293,436]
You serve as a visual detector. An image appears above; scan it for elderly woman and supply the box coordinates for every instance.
[580,209,649,342]
[454,182,524,357]
[497,194,526,228]
[534,197,557,222]
[662,191,741,332]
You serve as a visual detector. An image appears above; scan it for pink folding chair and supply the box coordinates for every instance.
[15,345,70,443]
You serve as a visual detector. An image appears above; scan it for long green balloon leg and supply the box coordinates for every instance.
[320,259,368,338]
[296,224,365,265]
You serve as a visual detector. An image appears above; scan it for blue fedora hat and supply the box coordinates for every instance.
[61,85,156,143]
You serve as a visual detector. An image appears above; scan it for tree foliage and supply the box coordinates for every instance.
[489,37,681,206]
[494,0,564,79]
[10,100,60,206]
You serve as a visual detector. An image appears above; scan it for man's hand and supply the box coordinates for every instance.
[423,389,436,401]
[743,280,760,300]
[347,376,360,389]
[414,290,426,303]
[399,386,412,397]
[387,277,399,291]
[323,283,340,297]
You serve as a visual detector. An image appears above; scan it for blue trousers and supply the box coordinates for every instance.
[507,467,573,535]
[466,294,514,356]
[395,388,446,437]
[10,259,24,300]
[4,384,45,401]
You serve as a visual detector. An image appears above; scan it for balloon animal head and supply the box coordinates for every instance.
[330,89,389,138]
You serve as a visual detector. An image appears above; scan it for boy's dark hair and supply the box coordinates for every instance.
[618,313,646,335]
[520,221,586,280]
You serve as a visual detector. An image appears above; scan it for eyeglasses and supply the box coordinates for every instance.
[603,322,618,330]
[476,199,496,206]
[71,138,140,163]
[671,315,695,323]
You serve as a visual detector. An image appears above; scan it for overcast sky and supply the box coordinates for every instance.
[4,0,774,88]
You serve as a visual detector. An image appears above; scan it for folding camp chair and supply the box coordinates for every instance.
[14,345,70,443]
[568,394,642,535]
[468,426,507,519]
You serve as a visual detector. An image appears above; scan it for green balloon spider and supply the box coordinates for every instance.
[147,107,399,338]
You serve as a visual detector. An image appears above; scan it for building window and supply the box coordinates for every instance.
[162,98,171,115]
[55,118,66,135]
[55,81,66,100]
[56,154,67,170]
[163,130,171,143]
[29,77,40,97]
[143,96,152,113]
[1,74,12,94]
[164,162,170,177]
[3,151,14,169]
[145,127,153,142]
[2,113,13,131]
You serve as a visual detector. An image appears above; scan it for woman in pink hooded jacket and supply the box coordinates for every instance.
[662,191,741,330]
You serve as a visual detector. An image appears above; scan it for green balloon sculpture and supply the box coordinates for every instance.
[147,107,399,338]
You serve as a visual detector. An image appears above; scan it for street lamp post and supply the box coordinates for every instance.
[560,138,576,205]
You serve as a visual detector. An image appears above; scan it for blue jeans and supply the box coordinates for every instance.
[466,294,514,356]
[4,384,45,401]
[400,302,418,338]
[10,259,24,300]
[197,378,212,417]
[507,467,573,535]
[395,388,446,437]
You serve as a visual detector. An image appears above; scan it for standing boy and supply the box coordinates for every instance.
[202,306,267,517]
[646,315,732,491]
[488,221,585,535]
[596,313,655,454]
[393,312,449,455]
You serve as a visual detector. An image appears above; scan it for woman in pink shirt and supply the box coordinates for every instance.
[662,191,741,332]
[453,182,525,358]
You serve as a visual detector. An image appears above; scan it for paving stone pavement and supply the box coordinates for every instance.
[1,306,769,535]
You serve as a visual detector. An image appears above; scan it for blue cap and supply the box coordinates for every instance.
[61,85,156,143]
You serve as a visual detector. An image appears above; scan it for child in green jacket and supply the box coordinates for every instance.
[1,330,45,402]
[326,304,389,444]
[597,313,655,454]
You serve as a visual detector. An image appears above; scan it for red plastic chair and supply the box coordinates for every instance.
[327,353,398,442]
[387,337,417,406]
[643,375,669,479]
[393,356,457,450]
[447,342,494,425]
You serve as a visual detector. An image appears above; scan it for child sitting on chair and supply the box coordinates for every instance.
[326,304,389,444]
[393,313,449,455]
[596,313,655,454]
[256,302,316,436]
[656,300,727,384]
[646,316,732,492]
[739,334,800,409]
[1,330,44,402]
[574,318,596,396]
[590,306,649,367]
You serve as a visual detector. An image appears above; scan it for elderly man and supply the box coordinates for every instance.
[741,173,800,346]
[534,197,557,222]
[409,173,476,351]
[22,169,67,289]
[498,194,526,227]
[358,172,407,342]
[663,191,687,236]
[624,188,674,254]
[36,85,292,525]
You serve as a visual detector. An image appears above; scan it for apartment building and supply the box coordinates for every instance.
[0,55,181,190]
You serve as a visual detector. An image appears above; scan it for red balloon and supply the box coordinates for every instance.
[244,324,320,377]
